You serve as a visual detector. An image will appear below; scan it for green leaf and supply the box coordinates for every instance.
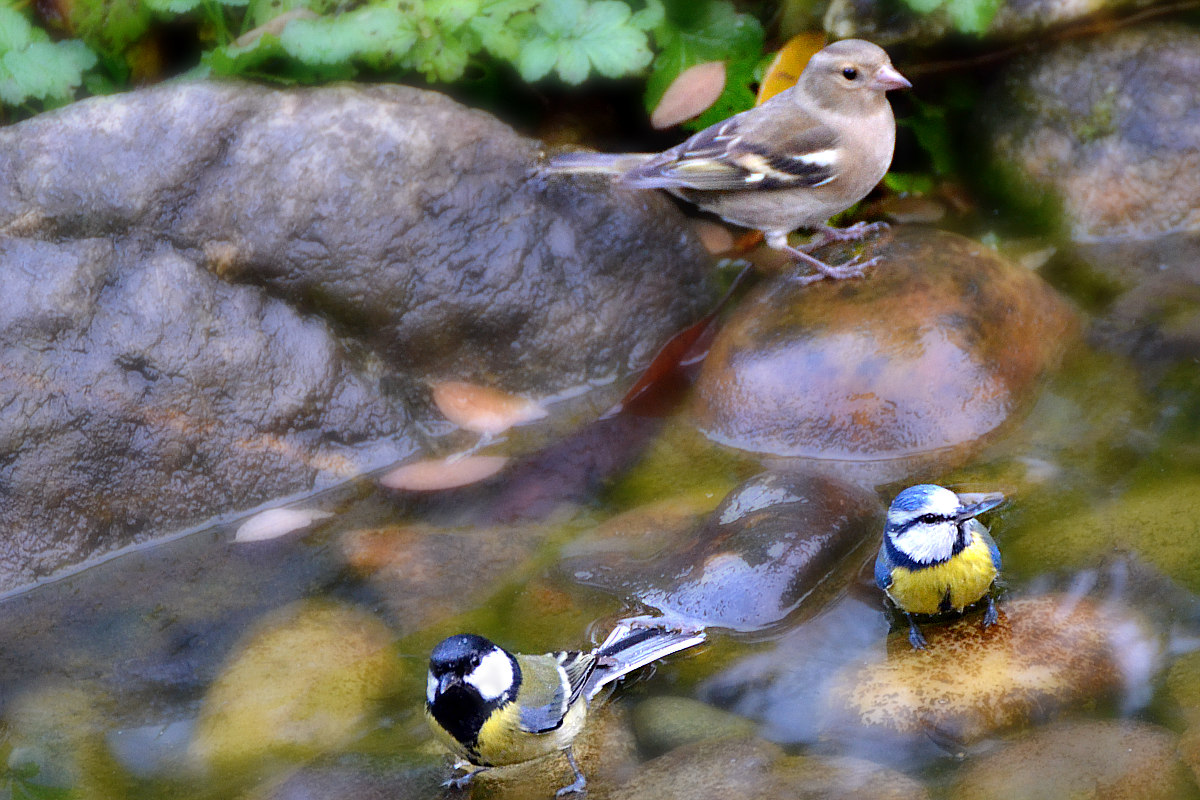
[518,0,655,84]
[279,6,417,68]
[517,37,557,81]
[143,0,204,12]
[0,8,97,108]
[946,0,1001,33]
[0,5,35,52]
[645,0,763,130]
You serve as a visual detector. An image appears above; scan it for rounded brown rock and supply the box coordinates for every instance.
[823,594,1146,745]
[949,719,1192,800]
[691,227,1077,465]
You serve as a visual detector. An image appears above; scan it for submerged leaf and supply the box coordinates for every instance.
[431,380,548,435]
[380,455,509,491]
[235,508,334,543]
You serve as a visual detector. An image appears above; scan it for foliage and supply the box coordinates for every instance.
[3,0,772,122]
[899,0,1001,35]
[0,6,97,111]
[645,0,764,130]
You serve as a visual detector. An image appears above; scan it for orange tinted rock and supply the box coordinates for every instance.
[691,227,1077,464]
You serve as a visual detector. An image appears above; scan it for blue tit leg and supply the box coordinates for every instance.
[905,613,928,650]
[444,760,487,790]
[982,595,999,628]
[556,747,587,797]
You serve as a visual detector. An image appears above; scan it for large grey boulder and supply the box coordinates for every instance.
[0,81,712,592]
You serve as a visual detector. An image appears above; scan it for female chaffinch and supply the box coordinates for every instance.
[546,39,910,283]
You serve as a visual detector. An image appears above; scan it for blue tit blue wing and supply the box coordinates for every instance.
[982,528,1002,572]
[874,545,894,591]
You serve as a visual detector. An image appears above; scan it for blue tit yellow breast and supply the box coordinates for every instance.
[883,530,999,616]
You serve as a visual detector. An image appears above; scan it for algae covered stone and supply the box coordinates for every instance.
[823,595,1147,745]
[190,601,401,770]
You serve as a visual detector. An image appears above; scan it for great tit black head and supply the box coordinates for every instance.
[426,634,520,749]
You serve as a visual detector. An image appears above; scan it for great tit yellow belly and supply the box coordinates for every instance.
[874,484,1004,649]
[425,622,705,795]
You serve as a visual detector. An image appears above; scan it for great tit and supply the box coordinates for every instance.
[545,39,910,283]
[874,484,1005,649]
[425,621,706,795]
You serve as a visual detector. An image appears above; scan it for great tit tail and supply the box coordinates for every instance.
[583,620,706,701]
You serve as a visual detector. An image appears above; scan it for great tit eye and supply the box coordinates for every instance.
[842,67,858,80]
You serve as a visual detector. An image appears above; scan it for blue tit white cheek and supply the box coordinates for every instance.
[892,522,956,564]
[426,671,438,704]
[465,649,514,701]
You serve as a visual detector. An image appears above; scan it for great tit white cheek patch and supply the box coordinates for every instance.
[427,671,439,704]
[466,649,514,700]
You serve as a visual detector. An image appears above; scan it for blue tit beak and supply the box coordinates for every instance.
[954,492,1005,522]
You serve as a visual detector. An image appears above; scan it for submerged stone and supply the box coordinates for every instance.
[631,696,757,756]
[563,472,882,631]
[949,719,1192,800]
[611,736,929,800]
[691,227,1075,474]
[823,595,1153,748]
[190,601,401,770]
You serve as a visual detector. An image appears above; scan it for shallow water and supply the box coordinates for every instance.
[3,242,1200,800]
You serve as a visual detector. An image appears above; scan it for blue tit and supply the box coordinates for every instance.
[874,484,1005,649]
[425,621,705,795]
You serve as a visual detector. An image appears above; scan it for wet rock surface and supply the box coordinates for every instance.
[0,237,414,592]
[691,227,1076,474]
[986,25,1200,242]
[949,719,1192,800]
[0,81,712,592]
[823,594,1150,749]
[563,471,883,631]
[610,736,930,800]
[631,696,757,756]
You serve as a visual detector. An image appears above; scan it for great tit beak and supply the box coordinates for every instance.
[872,63,912,91]
[438,672,461,695]
[955,492,1005,522]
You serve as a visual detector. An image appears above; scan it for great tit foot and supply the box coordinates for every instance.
[982,596,999,628]
[443,761,486,790]
[804,221,889,250]
[906,615,928,650]
[556,748,588,796]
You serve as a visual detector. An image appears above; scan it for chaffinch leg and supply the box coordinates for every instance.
[767,233,879,284]
[803,221,889,251]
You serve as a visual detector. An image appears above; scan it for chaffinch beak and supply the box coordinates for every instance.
[871,63,912,91]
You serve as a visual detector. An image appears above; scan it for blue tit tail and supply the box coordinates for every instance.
[543,151,654,176]
[584,620,706,700]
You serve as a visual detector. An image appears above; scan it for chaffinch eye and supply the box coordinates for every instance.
[842,67,858,80]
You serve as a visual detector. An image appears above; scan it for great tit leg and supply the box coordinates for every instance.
[443,761,487,790]
[982,596,999,628]
[905,614,928,650]
[556,748,588,796]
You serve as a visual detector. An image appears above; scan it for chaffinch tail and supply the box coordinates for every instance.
[545,39,910,283]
